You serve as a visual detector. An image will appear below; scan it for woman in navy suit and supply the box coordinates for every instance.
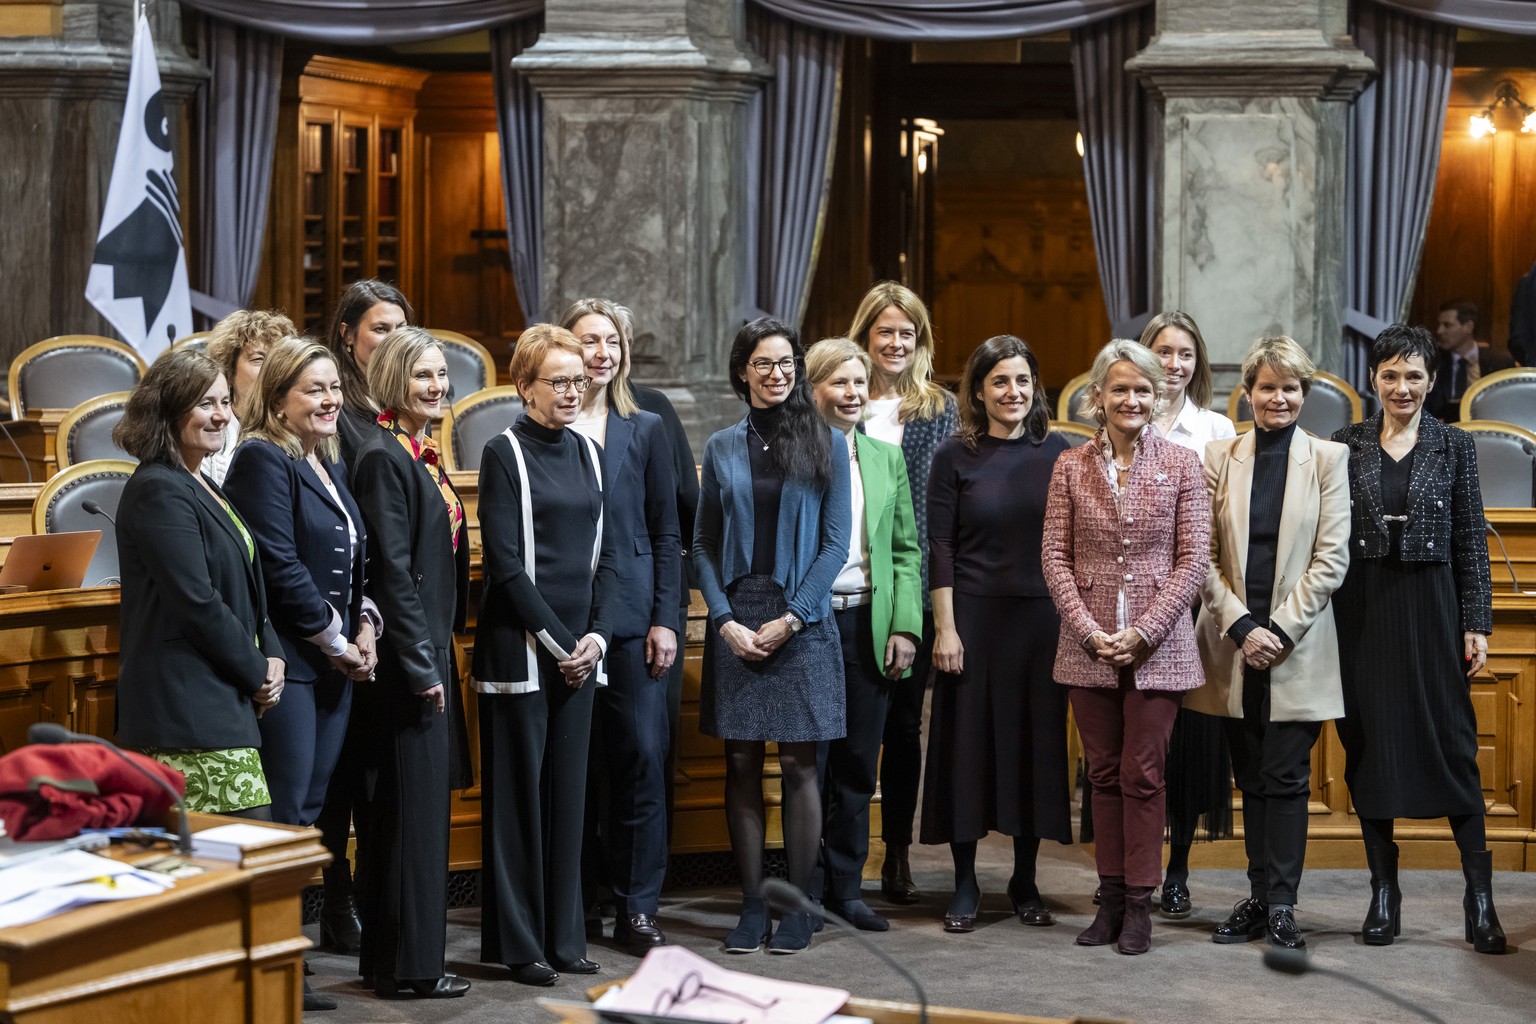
[559,298,681,955]
[113,349,286,816]
[224,339,379,830]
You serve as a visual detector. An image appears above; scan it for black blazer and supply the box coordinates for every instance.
[1332,413,1493,634]
[602,408,682,638]
[349,425,469,694]
[633,384,699,598]
[115,460,283,750]
[223,439,368,683]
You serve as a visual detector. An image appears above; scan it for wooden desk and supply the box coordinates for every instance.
[0,815,328,1024]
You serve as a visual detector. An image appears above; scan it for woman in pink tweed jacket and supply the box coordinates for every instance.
[1042,339,1210,955]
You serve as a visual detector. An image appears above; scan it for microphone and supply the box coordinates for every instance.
[81,499,117,527]
[1484,517,1531,595]
[27,722,193,855]
[760,878,928,1024]
[1262,947,1447,1024]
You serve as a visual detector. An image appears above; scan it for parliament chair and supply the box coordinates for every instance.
[1461,367,1536,432]
[1460,421,1536,508]
[438,386,524,473]
[427,329,498,405]
[8,335,147,420]
[1049,419,1096,447]
[1226,369,1362,438]
[1055,372,1095,426]
[171,331,211,354]
[55,392,134,469]
[31,458,136,586]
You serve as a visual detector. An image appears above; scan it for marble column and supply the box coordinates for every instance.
[514,0,767,448]
[1130,0,1373,384]
[0,2,203,366]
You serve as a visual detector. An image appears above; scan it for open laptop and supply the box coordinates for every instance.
[0,532,102,593]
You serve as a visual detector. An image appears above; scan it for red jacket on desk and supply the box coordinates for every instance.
[1042,428,1210,691]
[0,744,184,841]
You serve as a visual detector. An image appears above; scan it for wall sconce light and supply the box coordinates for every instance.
[1469,80,1536,138]
[910,118,943,176]
[1075,132,1085,158]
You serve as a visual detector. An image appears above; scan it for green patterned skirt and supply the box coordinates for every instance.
[143,747,270,814]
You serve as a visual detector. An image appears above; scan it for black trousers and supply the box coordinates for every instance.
[479,668,595,967]
[819,605,894,901]
[879,610,934,846]
[354,681,453,983]
[1222,667,1321,906]
[259,671,351,827]
[590,636,670,914]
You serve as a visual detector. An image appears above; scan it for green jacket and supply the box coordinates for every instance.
[852,431,924,676]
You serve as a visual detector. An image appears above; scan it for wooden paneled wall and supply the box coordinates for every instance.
[1410,68,1536,353]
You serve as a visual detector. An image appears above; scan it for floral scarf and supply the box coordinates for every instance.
[377,410,464,551]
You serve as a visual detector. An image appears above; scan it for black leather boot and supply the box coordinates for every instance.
[880,844,920,904]
[320,865,363,955]
[1076,876,1124,946]
[1361,841,1400,946]
[1462,850,1507,954]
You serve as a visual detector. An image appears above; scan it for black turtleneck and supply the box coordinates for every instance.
[1228,421,1297,648]
[746,403,787,575]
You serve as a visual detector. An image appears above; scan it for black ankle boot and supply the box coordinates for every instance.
[1361,841,1400,946]
[1461,850,1507,955]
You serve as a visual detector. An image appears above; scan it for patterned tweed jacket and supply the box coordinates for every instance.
[1042,429,1211,690]
[893,390,958,608]
[1332,412,1493,634]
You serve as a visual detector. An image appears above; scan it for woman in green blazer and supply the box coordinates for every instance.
[806,338,923,932]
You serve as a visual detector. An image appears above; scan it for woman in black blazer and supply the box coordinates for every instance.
[113,349,285,817]
[223,339,379,831]
[473,324,618,986]
[559,298,681,956]
[1331,323,1504,954]
[349,327,472,999]
[324,278,411,462]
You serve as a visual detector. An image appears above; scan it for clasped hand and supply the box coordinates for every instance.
[558,634,604,688]
[1240,627,1286,670]
[254,657,286,717]
[1087,628,1147,666]
[720,617,792,662]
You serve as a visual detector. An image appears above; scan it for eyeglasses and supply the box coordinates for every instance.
[651,970,780,1020]
[748,357,796,377]
[536,375,592,395]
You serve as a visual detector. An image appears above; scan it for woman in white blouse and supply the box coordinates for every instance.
[1136,310,1236,919]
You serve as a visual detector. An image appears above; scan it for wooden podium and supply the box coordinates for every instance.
[0,814,329,1024]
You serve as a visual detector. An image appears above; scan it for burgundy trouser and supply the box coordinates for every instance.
[1068,671,1183,888]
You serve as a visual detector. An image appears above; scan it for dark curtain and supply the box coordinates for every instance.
[1342,3,1456,390]
[1071,5,1157,340]
[195,18,282,320]
[1371,0,1536,32]
[746,5,844,325]
[751,0,1150,40]
[178,0,540,44]
[491,17,546,325]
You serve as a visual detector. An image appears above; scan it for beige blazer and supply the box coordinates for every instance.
[1188,429,1351,722]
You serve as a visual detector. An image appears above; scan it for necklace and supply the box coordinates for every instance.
[748,418,777,451]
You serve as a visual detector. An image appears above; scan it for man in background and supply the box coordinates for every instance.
[1426,300,1515,421]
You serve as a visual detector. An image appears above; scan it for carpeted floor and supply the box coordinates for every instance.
[305,834,1535,1024]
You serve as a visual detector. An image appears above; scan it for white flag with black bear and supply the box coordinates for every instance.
[85,11,192,360]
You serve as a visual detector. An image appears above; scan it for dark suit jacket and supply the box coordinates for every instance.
[1332,413,1493,634]
[601,408,682,638]
[633,384,698,597]
[116,460,283,750]
[1428,345,1516,422]
[223,439,368,683]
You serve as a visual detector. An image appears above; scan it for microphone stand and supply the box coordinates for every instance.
[27,722,193,855]
[761,878,928,1024]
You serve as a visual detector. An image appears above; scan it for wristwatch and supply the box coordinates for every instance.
[782,611,804,633]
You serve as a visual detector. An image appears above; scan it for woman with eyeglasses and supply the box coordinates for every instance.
[474,324,618,986]
[695,317,851,954]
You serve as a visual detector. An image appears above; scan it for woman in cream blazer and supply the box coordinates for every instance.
[1189,336,1350,952]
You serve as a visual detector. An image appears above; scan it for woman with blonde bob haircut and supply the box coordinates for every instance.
[475,322,619,984]
[1189,334,1350,950]
[847,281,958,903]
[1046,338,1210,955]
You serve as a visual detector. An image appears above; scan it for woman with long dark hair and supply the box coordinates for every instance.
[324,279,412,460]
[694,317,850,954]
[848,283,958,905]
[922,336,1072,932]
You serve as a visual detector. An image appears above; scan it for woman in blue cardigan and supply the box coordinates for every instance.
[695,317,851,954]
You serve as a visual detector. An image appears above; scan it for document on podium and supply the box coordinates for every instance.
[565,945,851,1024]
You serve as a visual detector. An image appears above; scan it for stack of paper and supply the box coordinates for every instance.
[0,848,176,928]
[539,946,860,1024]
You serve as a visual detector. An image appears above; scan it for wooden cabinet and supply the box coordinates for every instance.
[264,57,428,334]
